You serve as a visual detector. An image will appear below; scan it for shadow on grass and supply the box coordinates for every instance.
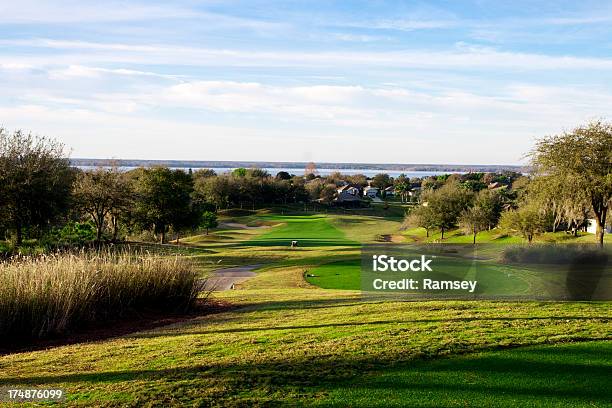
[2,342,611,406]
[317,342,612,406]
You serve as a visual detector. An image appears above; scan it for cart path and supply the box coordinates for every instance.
[203,264,263,291]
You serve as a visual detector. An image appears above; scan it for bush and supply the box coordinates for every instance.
[45,221,97,247]
[0,250,201,341]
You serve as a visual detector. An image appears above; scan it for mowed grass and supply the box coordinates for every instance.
[0,211,610,406]
[306,259,362,290]
[403,227,524,244]
[403,227,612,245]
[315,340,612,407]
[306,256,540,296]
[247,214,359,247]
[1,277,610,406]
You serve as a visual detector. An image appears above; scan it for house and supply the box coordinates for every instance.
[337,185,360,196]
[384,186,395,196]
[408,186,421,197]
[334,187,363,207]
[363,186,379,198]
[586,219,612,234]
[335,191,362,203]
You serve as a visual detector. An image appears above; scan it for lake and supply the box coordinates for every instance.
[76,166,461,178]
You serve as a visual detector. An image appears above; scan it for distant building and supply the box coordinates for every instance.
[364,186,379,198]
[408,186,421,198]
[336,191,362,203]
[334,186,363,206]
[384,186,395,196]
[337,185,360,196]
[586,219,612,234]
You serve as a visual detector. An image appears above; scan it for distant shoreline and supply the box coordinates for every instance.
[70,159,526,173]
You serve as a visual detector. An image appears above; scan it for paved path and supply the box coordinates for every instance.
[202,264,262,291]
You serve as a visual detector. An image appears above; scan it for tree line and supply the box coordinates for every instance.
[0,130,314,245]
[0,120,609,247]
[404,120,611,245]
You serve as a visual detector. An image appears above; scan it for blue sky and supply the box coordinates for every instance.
[1,0,612,164]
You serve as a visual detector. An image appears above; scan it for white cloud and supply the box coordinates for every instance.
[13,78,609,139]
[4,38,612,71]
[0,1,287,35]
[342,19,456,31]
[0,62,33,70]
[0,103,527,164]
[3,76,609,164]
[0,1,199,23]
[48,64,184,81]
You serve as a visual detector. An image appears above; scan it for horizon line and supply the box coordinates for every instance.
[70,158,526,170]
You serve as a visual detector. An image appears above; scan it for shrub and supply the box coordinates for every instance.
[44,221,97,247]
[0,249,202,341]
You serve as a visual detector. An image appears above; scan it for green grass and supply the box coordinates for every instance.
[246,214,359,247]
[306,255,541,296]
[1,281,609,406]
[403,227,611,245]
[403,227,524,244]
[316,340,612,407]
[0,210,610,406]
[306,259,362,289]
[328,215,403,243]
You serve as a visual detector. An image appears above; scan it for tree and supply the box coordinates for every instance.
[461,179,487,192]
[73,167,133,243]
[290,177,309,203]
[459,206,489,244]
[421,176,445,191]
[232,167,247,177]
[132,168,200,243]
[201,211,218,235]
[394,174,411,203]
[345,174,368,188]
[500,204,547,243]
[194,175,231,210]
[474,189,503,229]
[371,173,392,189]
[404,205,437,237]
[305,178,325,201]
[248,168,270,178]
[526,175,589,234]
[531,120,612,245]
[275,171,292,180]
[0,129,74,245]
[319,184,337,205]
[421,181,473,239]
[192,168,216,180]
[326,171,345,186]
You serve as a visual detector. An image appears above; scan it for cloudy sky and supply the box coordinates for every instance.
[1,0,612,164]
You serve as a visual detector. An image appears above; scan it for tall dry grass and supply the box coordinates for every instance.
[0,250,201,341]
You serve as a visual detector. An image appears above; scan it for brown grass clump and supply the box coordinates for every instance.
[0,249,201,340]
